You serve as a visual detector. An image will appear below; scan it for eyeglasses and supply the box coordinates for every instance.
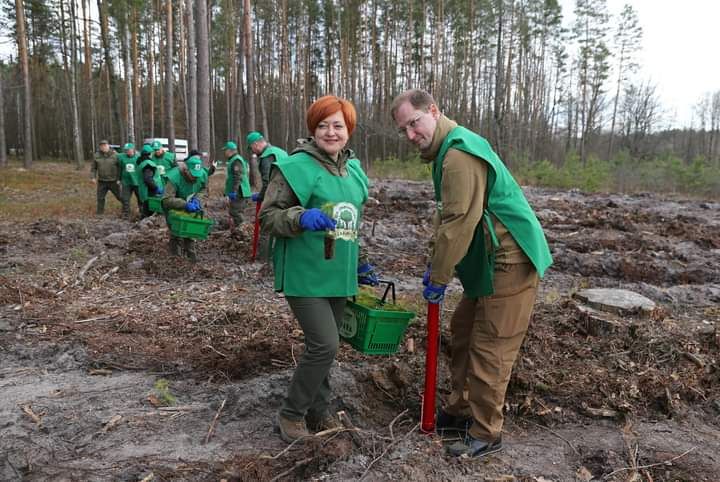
[397,112,426,137]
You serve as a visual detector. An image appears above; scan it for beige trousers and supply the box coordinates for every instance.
[445,262,539,441]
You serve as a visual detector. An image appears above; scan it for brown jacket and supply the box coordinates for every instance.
[422,115,528,285]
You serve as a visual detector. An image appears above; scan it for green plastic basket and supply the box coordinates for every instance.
[167,210,214,239]
[340,282,415,355]
[147,196,164,214]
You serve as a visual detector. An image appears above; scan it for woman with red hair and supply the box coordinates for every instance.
[260,95,370,443]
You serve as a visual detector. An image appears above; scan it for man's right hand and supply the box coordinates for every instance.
[228,192,238,201]
[91,178,97,185]
[299,208,336,231]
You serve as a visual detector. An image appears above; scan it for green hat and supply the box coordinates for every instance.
[186,156,204,175]
[99,139,109,145]
[223,141,238,151]
[151,140,163,150]
[246,131,264,148]
[141,145,153,154]
[123,143,135,151]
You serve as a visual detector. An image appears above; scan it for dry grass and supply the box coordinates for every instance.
[0,160,232,221]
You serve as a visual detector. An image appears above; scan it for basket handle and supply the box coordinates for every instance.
[378,280,396,305]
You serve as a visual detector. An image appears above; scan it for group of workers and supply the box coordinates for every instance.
[89,89,552,459]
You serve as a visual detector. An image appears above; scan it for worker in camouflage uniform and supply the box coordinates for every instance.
[151,140,176,177]
[260,96,370,443]
[118,143,141,218]
[90,140,122,215]
[391,89,553,458]
[222,141,251,232]
[161,155,208,261]
[137,145,164,218]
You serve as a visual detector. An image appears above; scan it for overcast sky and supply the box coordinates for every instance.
[559,0,720,128]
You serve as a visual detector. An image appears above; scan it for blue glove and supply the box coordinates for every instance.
[422,265,431,287]
[251,192,260,202]
[228,192,238,201]
[154,186,164,196]
[185,198,200,213]
[423,282,447,304]
[299,208,336,231]
[358,263,379,286]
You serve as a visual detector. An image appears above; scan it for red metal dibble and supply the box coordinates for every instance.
[421,301,440,433]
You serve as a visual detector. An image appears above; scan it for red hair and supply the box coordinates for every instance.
[306,95,357,136]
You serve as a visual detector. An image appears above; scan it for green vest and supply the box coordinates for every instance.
[152,152,176,177]
[224,154,252,197]
[273,152,369,297]
[433,126,552,298]
[261,145,288,163]
[137,159,164,202]
[164,166,207,200]
[118,153,141,186]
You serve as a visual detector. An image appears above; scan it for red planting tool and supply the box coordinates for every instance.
[421,301,440,433]
[251,201,262,261]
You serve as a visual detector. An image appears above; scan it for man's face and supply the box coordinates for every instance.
[154,148,164,156]
[224,148,235,158]
[126,149,135,157]
[394,101,440,151]
[251,140,265,155]
[99,143,109,153]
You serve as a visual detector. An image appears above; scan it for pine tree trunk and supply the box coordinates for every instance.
[0,67,6,167]
[244,0,256,132]
[165,0,175,149]
[122,12,135,144]
[82,0,96,154]
[97,0,122,141]
[15,0,33,168]
[186,0,198,150]
[196,0,211,152]
[69,0,85,168]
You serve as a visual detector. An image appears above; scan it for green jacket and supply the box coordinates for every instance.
[91,150,120,182]
[118,153,141,186]
[271,148,368,296]
[258,145,288,201]
[224,153,251,197]
[433,126,553,297]
[161,165,208,211]
[152,151,176,177]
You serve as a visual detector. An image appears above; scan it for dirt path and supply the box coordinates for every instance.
[1,171,719,481]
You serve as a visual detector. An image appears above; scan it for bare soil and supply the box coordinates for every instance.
[1,176,719,481]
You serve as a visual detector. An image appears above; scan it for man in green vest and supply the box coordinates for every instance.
[137,145,164,218]
[118,143,141,218]
[161,155,208,261]
[222,141,251,231]
[151,140,176,177]
[391,89,553,458]
[90,139,122,215]
[246,131,288,203]
[247,131,288,259]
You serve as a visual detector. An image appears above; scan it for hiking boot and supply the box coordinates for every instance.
[183,239,197,262]
[276,414,310,443]
[436,408,472,434]
[306,412,342,432]
[169,237,182,256]
[446,435,502,458]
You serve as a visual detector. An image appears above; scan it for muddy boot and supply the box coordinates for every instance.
[183,239,197,262]
[306,412,342,433]
[276,414,310,443]
[169,236,182,257]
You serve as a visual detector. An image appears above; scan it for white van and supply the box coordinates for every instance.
[143,138,189,161]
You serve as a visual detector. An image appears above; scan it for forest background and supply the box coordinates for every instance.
[1,0,719,195]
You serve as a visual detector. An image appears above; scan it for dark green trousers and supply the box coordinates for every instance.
[280,296,346,421]
[96,181,122,214]
[228,197,245,226]
[121,184,141,217]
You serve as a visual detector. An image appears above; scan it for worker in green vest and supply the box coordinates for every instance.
[90,139,122,215]
[222,141,251,231]
[391,89,553,458]
[161,155,208,261]
[246,131,288,203]
[247,131,288,259]
[260,96,369,443]
[118,143,141,218]
[137,145,164,218]
[151,140,176,177]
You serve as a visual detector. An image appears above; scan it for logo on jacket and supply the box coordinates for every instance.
[332,202,358,241]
